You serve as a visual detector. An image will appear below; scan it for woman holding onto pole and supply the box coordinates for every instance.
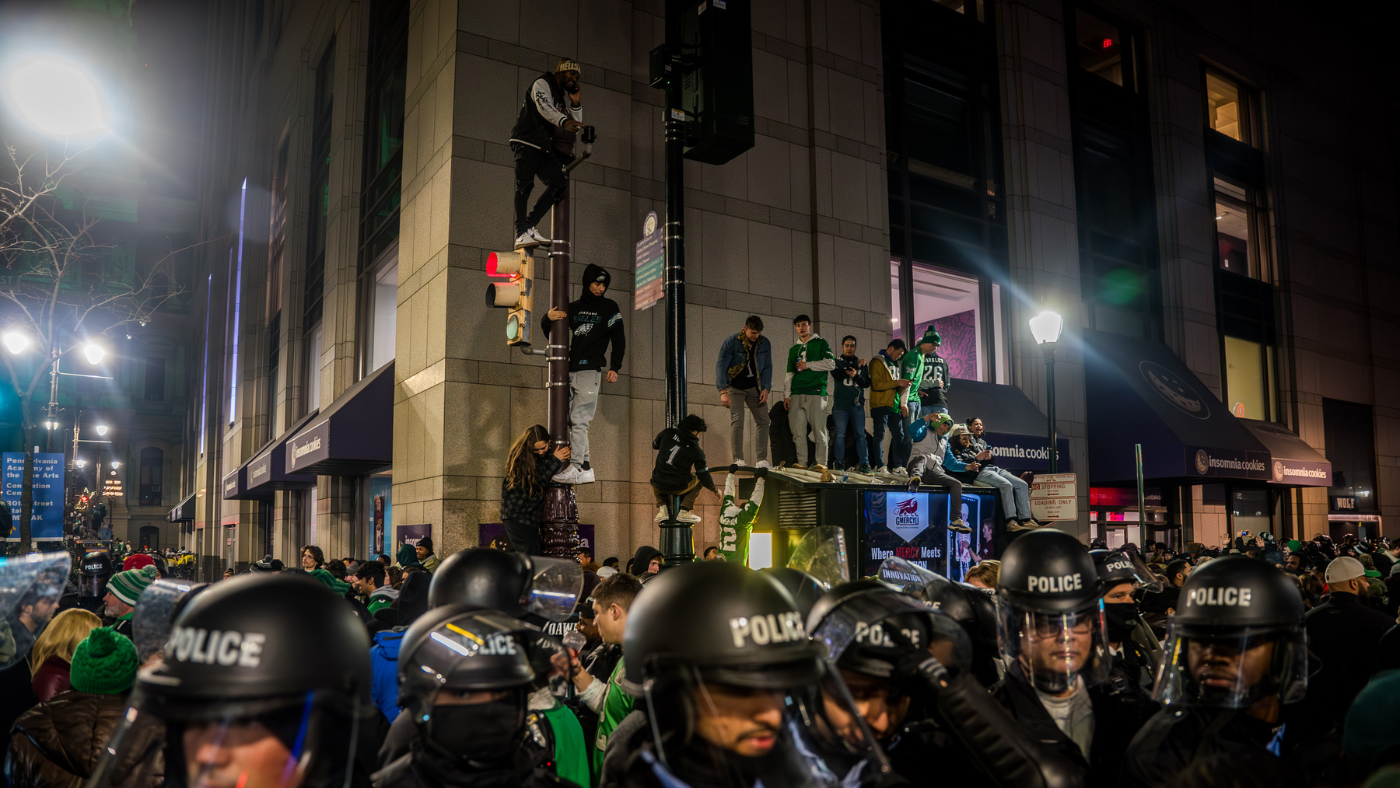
[500,424,570,555]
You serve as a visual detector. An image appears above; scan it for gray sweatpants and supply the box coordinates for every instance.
[789,393,830,467]
[728,385,771,463]
[567,369,602,468]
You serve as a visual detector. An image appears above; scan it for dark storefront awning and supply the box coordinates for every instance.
[246,410,321,493]
[222,464,271,501]
[167,492,196,523]
[285,361,394,476]
[1084,330,1269,485]
[1239,419,1332,487]
[947,379,1070,472]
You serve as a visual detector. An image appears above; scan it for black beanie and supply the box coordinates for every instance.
[582,263,610,293]
[418,535,434,554]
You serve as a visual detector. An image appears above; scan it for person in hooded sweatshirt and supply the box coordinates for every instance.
[542,262,625,486]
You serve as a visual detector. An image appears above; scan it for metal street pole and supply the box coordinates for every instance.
[1045,346,1057,474]
[656,2,695,568]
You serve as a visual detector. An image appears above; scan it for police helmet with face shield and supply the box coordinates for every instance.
[428,548,583,623]
[1153,556,1307,708]
[89,574,373,788]
[758,567,827,619]
[1090,549,1163,595]
[877,556,1000,684]
[78,550,114,597]
[1,553,71,667]
[396,605,538,765]
[808,580,971,680]
[995,529,1111,694]
[621,562,892,788]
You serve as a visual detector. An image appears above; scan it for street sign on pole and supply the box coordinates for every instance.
[3,452,66,541]
[1030,472,1077,521]
[634,211,664,312]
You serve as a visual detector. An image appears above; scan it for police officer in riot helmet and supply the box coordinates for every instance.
[374,606,579,788]
[877,557,1003,687]
[992,530,1157,788]
[807,580,1079,788]
[64,550,114,614]
[1090,549,1164,691]
[1122,556,1343,788]
[88,573,376,788]
[603,562,895,788]
[757,567,827,619]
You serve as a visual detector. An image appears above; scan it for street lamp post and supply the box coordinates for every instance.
[1028,310,1064,473]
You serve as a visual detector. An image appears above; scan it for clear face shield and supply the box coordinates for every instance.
[526,555,585,622]
[1152,625,1308,709]
[786,527,851,589]
[877,556,958,604]
[79,572,111,598]
[995,595,1111,695]
[0,552,71,668]
[90,687,369,788]
[640,659,893,788]
[132,580,208,666]
[1100,550,1164,595]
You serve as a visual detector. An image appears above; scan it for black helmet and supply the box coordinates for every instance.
[760,567,827,618]
[131,579,208,663]
[428,548,582,622]
[78,551,114,598]
[623,562,821,693]
[874,556,998,680]
[620,563,891,786]
[808,581,970,679]
[996,530,1110,693]
[998,529,1100,613]
[91,574,373,788]
[1090,548,1163,594]
[1153,556,1308,708]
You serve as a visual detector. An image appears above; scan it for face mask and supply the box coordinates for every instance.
[1102,602,1140,641]
[427,699,524,762]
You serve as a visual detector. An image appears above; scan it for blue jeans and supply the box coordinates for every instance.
[872,409,908,469]
[920,402,948,419]
[978,467,1032,520]
[832,407,868,467]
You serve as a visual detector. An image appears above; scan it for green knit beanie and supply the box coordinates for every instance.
[918,325,941,348]
[107,565,157,607]
[309,568,350,596]
[70,627,138,695]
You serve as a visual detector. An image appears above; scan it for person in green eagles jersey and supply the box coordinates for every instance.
[717,473,766,565]
[784,314,837,471]
[895,335,925,474]
[569,572,643,785]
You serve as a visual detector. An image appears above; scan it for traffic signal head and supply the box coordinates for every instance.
[485,250,533,347]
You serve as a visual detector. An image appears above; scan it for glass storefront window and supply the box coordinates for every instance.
[1205,71,1245,143]
[362,472,393,559]
[1075,8,1129,88]
[911,264,984,381]
[366,249,398,372]
[1224,336,1276,421]
[1230,490,1271,537]
[890,260,903,339]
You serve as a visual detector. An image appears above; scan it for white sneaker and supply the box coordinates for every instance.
[514,231,540,250]
[876,466,888,474]
[892,467,908,476]
[733,458,747,467]
[551,465,582,484]
[755,460,770,469]
[527,227,552,246]
[677,509,702,523]
[654,506,669,522]
[575,467,595,484]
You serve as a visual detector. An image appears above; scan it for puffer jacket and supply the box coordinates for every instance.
[6,691,164,788]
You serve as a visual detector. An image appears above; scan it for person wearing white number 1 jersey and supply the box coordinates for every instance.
[649,414,717,523]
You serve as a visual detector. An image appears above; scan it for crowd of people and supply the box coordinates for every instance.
[1,525,1398,788]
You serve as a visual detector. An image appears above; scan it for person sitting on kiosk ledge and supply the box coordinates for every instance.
[650,415,716,523]
[906,412,972,533]
[962,417,1041,532]
[510,58,583,250]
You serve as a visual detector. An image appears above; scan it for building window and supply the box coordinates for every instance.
[143,357,165,400]
[359,0,407,270]
[268,138,288,318]
[889,260,903,338]
[1223,336,1276,421]
[305,42,334,335]
[138,447,164,506]
[264,312,281,442]
[364,247,398,373]
[1073,7,1136,90]
[303,322,322,415]
[229,179,248,427]
[902,263,1006,383]
[1205,70,1250,144]
[199,274,211,456]
[1323,398,1376,514]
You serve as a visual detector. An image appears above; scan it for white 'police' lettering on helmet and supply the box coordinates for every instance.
[729,612,806,647]
[1185,586,1253,608]
[1026,573,1083,594]
[854,622,924,649]
[165,626,267,667]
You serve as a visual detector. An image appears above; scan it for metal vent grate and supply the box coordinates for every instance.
[778,487,818,528]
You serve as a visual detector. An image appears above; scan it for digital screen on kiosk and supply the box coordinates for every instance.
[861,490,997,582]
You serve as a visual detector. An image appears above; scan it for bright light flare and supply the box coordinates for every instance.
[82,342,105,364]
[1029,310,1064,345]
[3,57,108,138]
[2,330,29,355]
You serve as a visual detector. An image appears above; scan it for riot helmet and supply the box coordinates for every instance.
[78,550,114,597]
[397,605,537,766]
[428,548,583,622]
[877,556,1000,684]
[90,574,373,788]
[995,529,1110,694]
[1153,556,1308,708]
[621,562,891,788]
[1092,548,1160,643]
[1,553,71,668]
[131,579,208,665]
[758,567,826,619]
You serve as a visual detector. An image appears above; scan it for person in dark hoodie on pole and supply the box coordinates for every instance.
[543,263,625,486]
[650,415,716,523]
[510,58,583,250]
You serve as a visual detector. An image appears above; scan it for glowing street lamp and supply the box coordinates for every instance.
[2,57,108,138]
[1028,310,1064,473]
[2,330,29,355]
[82,342,105,364]
[94,425,108,436]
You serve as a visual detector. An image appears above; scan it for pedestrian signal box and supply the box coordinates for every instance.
[485,250,533,347]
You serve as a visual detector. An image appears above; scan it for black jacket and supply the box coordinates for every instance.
[991,669,1157,788]
[1302,591,1394,723]
[541,264,625,373]
[650,428,715,493]
[919,350,950,407]
[1121,705,1344,788]
[501,455,564,526]
[767,400,813,468]
[510,72,575,152]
